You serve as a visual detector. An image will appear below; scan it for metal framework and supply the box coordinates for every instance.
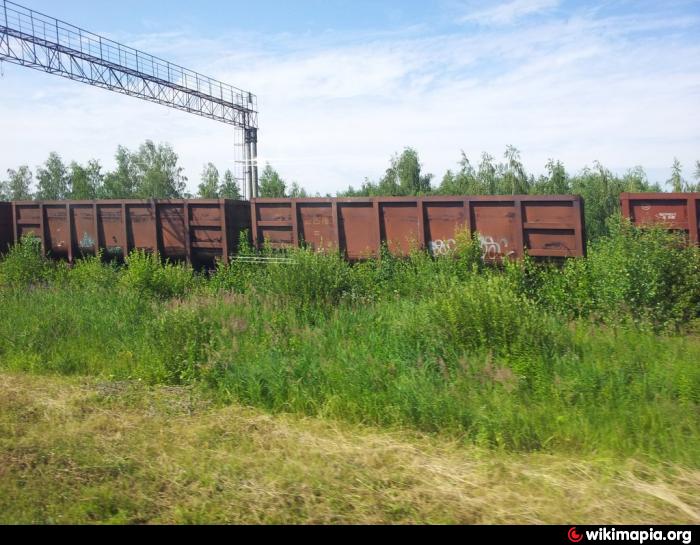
[0,0,259,196]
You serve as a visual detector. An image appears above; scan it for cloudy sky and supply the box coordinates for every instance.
[1,0,699,195]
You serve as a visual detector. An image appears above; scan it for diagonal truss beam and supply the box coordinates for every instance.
[0,0,260,196]
[0,0,258,129]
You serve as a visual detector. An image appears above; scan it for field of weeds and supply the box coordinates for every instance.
[0,218,698,523]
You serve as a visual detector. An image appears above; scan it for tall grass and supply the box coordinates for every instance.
[0,226,698,465]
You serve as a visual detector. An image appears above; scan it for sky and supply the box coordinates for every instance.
[1,0,699,196]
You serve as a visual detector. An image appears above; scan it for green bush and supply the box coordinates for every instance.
[65,253,119,291]
[0,235,53,289]
[120,249,197,299]
[527,218,700,329]
[208,232,266,294]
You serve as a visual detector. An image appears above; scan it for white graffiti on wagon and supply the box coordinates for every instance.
[428,236,513,260]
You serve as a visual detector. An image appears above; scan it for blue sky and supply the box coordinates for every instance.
[1,0,699,194]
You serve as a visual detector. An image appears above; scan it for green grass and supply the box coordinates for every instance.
[1,372,698,524]
[0,223,698,469]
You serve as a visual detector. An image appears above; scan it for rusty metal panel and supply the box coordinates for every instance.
[338,201,377,259]
[1,199,250,266]
[522,200,582,258]
[96,204,126,258]
[158,203,186,261]
[43,204,70,259]
[257,202,292,223]
[629,198,689,227]
[189,201,227,265]
[252,201,293,249]
[423,201,468,256]
[124,203,157,253]
[71,204,97,257]
[381,202,421,255]
[470,201,520,259]
[14,202,42,241]
[621,193,700,244]
[298,202,336,250]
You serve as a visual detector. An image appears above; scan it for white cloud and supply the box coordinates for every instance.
[0,5,698,196]
[459,0,560,26]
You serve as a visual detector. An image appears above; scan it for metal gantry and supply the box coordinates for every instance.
[0,0,259,196]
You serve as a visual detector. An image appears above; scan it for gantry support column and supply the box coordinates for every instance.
[243,128,259,199]
[250,128,259,198]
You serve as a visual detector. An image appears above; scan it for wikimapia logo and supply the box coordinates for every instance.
[569,528,584,543]
[567,527,693,544]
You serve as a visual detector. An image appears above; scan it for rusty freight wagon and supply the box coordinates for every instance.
[0,195,586,264]
[621,193,700,245]
[2,199,251,267]
[251,195,586,260]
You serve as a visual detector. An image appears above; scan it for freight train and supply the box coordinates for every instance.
[0,193,696,267]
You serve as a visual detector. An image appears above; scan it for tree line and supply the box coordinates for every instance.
[3,141,699,239]
[338,145,700,239]
[0,140,243,202]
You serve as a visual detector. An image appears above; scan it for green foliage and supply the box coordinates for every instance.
[65,254,119,291]
[36,152,69,200]
[288,181,308,198]
[437,149,532,196]
[2,166,33,200]
[101,141,187,199]
[427,275,572,360]
[569,163,661,240]
[102,146,138,198]
[131,141,187,198]
[120,250,196,299]
[69,160,103,200]
[379,147,433,196]
[530,159,569,194]
[667,157,700,192]
[0,235,52,288]
[143,303,215,384]
[512,218,700,329]
[208,232,263,294]
[342,147,433,196]
[1,204,700,466]
[198,163,220,198]
[452,228,488,274]
[220,169,242,200]
[259,163,287,198]
[261,247,352,311]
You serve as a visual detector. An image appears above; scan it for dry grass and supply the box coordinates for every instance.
[1,371,698,525]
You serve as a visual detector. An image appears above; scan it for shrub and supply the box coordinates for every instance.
[120,249,196,299]
[532,218,700,329]
[452,228,487,276]
[0,235,53,289]
[208,232,266,294]
[66,253,119,291]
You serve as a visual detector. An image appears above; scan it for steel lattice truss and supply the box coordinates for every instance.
[0,0,258,129]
